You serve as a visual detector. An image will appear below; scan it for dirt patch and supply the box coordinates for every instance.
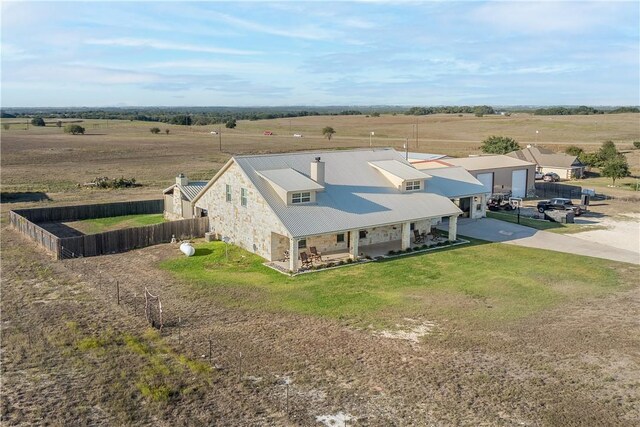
[375,319,437,343]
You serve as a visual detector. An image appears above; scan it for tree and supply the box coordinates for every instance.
[322,126,336,140]
[64,124,85,135]
[56,120,62,128]
[598,140,618,162]
[633,141,640,149]
[371,112,380,117]
[170,115,192,126]
[480,136,520,154]
[150,127,161,134]
[165,129,170,135]
[601,155,630,185]
[225,118,236,129]
[31,117,45,126]
[565,146,584,157]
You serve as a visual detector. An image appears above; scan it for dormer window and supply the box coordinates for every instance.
[291,192,311,204]
[405,180,421,191]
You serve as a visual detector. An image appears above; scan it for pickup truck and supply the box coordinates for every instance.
[537,198,582,216]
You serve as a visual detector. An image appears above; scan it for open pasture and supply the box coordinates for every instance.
[2,113,638,197]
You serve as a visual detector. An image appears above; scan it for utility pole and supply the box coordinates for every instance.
[219,127,222,151]
[405,138,409,160]
[415,117,418,149]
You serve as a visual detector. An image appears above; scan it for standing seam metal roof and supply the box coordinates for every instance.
[234,149,462,238]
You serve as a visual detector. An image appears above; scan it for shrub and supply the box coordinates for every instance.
[346,258,353,264]
[481,135,520,154]
[91,176,137,189]
[338,260,345,266]
[165,129,170,134]
[64,124,85,135]
[30,117,45,126]
[421,244,427,249]
[633,141,640,149]
[405,247,413,253]
[565,145,584,156]
[388,250,396,255]
[150,127,161,134]
[326,262,335,268]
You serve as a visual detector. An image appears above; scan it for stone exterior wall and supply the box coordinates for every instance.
[173,187,182,216]
[195,162,290,261]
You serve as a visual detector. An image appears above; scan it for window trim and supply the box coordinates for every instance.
[336,233,345,243]
[225,184,232,202]
[291,191,311,204]
[241,187,248,207]
[298,239,307,249]
[405,180,421,191]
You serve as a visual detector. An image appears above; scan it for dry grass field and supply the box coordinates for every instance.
[2,113,640,425]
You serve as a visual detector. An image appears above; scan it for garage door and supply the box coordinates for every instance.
[476,173,493,194]
[511,169,527,198]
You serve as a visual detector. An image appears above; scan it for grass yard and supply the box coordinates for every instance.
[160,240,625,327]
[66,213,165,234]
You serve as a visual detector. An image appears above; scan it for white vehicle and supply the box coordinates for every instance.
[210,131,218,135]
[293,133,303,138]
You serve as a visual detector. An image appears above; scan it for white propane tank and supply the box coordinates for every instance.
[180,242,195,257]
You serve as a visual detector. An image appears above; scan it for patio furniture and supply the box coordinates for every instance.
[299,252,313,268]
[309,246,322,261]
[413,229,425,244]
[283,250,290,262]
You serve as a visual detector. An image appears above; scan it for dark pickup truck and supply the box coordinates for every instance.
[537,198,582,216]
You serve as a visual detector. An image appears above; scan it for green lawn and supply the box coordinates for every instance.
[160,240,629,328]
[67,213,165,234]
[486,211,608,234]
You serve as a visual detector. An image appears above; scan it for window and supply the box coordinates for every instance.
[298,239,307,249]
[359,230,367,239]
[225,184,231,202]
[410,222,415,231]
[241,188,248,207]
[336,233,345,243]
[405,180,421,191]
[291,192,311,204]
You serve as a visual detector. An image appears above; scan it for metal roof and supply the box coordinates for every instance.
[164,181,208,201]
[233,148,462,238]
[444,155,535,170]
[407,152,449,161]
[425,167,489,198]
[257,168,324,192]
[369,160,429,181]
[507,146,583,168]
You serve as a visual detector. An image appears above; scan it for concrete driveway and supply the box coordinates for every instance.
[451,218,640,265]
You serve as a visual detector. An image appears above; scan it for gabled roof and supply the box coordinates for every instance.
[368,160,428,181]
[425,167,490,198]
[411,159,455,170]
[203,148,463,238]
[163,181,208,201]
[444,155,535,170]
[407,152,449,161]
[507,146,583,168]
[257,168,324,193]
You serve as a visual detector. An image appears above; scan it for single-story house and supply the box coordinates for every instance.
[190,148,487,272]
[163,174,208,220]
[411,155,536,198]
[507,145,585,180]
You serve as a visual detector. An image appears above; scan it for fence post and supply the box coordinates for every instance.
[116,280,120,305]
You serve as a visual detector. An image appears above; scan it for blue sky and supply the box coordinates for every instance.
[2,1,638,107]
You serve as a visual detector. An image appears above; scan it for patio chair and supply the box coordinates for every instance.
[413,229,425,244]
[309,246,322,261]
[299,252,313,268]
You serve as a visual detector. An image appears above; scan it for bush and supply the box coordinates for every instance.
[91,176,137,189]
[165,129,170,135]
[481,135,520,154]
[64,124,85,134]
[565,145,584,156]
[30,117,45,126]
[150,127,161,134]
[388,250,396,255]
[421,244,427,249]
[405,247,413,253]
[346,258,353,264]
[225,119,236,129]
[633,141,640,149]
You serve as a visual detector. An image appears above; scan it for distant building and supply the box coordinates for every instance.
[163,174,208,220]
[507,145,585,180]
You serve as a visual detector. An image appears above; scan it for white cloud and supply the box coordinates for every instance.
[84,38,260,56]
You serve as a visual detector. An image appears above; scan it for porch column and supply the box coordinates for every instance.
[349,230,359,260]
[401,221,411,250]
[448,215,458,242]
[289,238,299,272]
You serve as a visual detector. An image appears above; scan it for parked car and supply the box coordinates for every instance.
[263,130,273,135]
[293,133,303,138]
[537,198,582,215]
[535,171,544,180]
[210,131,218,135]
[543,172,560,182]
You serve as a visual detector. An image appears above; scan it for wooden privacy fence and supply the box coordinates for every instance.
[12,199,163,223]
[59,217,209,258]
[9,200,209,259]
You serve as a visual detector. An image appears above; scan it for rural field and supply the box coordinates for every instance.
[2,113,640,425]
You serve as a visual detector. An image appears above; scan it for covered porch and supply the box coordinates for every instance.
[273,214,460,272]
